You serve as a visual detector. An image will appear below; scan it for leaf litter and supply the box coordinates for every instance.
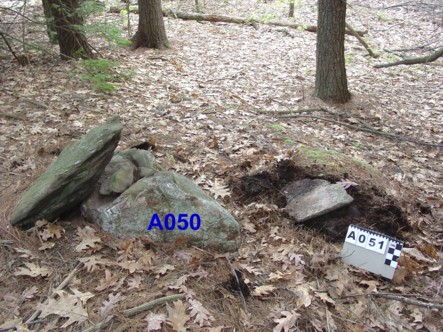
[0,0,442,331]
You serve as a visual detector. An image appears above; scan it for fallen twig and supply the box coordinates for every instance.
[26,263,81,325]
[225,257,248,312]
[337,292,443,310]
[258,107,327,115]
[345,23,378,58]
[80,294,185,332]
[371,293,443,310]
[278,113,443,147]
[374,47,443,68]
[0,112,27,121]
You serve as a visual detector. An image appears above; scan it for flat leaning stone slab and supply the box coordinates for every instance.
[283,179,354,223]
[10,117,123,229]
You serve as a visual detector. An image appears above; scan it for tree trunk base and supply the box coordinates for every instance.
[131,31,169,50]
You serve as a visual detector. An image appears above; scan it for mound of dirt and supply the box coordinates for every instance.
[231,145,411,241]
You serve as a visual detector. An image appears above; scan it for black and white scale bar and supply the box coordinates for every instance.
[341,224,403,279]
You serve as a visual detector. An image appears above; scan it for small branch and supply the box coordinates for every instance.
[224,257,248,312]
[26,263,81,325]
[345,22,378,58]
[371,293,443,310]
[374,47,443,68]
[80,294,185,332]
[123,294,185,317]
[0,112,27,120]
[258,107,327,115]
[0,31,27,65]
[278,113,443,147]
[325,307,331,332]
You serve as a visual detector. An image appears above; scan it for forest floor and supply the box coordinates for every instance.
[0,0,442,331]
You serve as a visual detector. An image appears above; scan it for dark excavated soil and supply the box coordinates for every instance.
[231,159,410,242]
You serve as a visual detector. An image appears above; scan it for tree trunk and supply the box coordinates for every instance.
[314,0,350,103]
[42,0,57,44]
[288,0,295,18]
[48,0,94,59]
[132,0,169,49]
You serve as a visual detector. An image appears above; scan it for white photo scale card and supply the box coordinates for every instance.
[341,224,403,279]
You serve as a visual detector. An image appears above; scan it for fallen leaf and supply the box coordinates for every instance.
[315,292,336,306]
[100,292,123,318]
[40,224,64,241]
[75,236,102,252]
[38,242,55,251]
[14,262,52,278]
[189,270,209,281]
[359,280,379,293]
[403,247,436,263]
[70,288,94,305]
[242,220,257,233]
[392,267,409,285]
[207,179,231,199]
[156,264,175,277]
[145,313,166,331]
[37,290,88,328]
[119,260,143,274]
[273,310,300,332]
[79,255,106,272]
[252,285,276,297]
[167,300,190,332]
[337,179,359,189]
[239,263,263,276]
[291,285,311,308]
[188,298,214,326]
[95,270,122,291]
[409,307,423,323]
[21,286,38,300]
[127,274,142,290]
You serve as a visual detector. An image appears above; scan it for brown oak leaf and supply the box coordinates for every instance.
[166,300,190,332]
[145,313,166,331]
[14,262,52,278]
[100,292,123,318]
[273,310,300,332]
[36,290,88,328]
[188,298,214,326]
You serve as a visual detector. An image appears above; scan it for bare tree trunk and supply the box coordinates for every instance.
[314,0,350,103]
[48,0,94,59]
[132,0,169,49]
[42,0,57,44]
[288,0,295,18]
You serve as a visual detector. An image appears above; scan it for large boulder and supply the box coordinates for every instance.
[84,170,240,252]
[11,117,123,228]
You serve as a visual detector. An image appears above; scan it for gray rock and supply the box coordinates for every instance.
[82,149,163,219]
[283,179,354,223]
[87,171,240,252]
[10,117,123,228]
[99,149,163,195]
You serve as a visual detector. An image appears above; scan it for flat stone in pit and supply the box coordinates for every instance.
[283,179,354,223]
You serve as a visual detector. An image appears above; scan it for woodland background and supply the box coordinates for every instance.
[0,0,442,331]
